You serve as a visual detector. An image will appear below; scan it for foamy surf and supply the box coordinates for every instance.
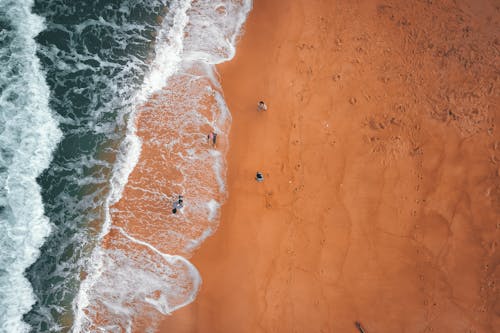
[73,0,252,331]
[0,0,61,332]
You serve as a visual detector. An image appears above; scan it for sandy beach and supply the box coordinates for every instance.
[159,0,499,332]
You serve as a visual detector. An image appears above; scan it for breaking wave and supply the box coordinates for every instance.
[0,0,61,332]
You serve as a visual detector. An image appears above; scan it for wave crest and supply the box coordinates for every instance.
[0,0,61,332]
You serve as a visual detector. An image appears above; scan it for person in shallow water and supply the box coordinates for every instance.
[172,195,184,214]
[207,132,217,147]
[255,172,264,182]
[257,100,268,111]
[212,132,217,147]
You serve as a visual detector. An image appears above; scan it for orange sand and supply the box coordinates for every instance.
[159,0,499,332]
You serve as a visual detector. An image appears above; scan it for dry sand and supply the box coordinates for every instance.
[160,0,499,332]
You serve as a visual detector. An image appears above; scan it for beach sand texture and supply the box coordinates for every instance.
[159,0,499,332]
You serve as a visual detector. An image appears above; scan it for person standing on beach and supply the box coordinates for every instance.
[255,171,264,182]
[257,100,267,111]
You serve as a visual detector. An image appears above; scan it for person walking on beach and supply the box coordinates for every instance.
[257,100,267,111]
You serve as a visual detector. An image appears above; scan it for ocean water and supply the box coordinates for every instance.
[0,1,61,332]
[0,0,250,332]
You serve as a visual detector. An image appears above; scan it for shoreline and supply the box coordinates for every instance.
[72,2,253,330]
[160,0,499,332]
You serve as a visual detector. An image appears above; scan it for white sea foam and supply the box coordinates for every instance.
[182,0,253,64]
[0,0,61,332]
[73,0,252,331]
[140,0,192,100]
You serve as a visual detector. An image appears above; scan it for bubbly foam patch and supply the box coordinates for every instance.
[183,0,253,64]
[0,0,61,331]
[74,228,200,332]
[140,0,191,100]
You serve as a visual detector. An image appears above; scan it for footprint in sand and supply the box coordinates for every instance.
[265,191,274,209]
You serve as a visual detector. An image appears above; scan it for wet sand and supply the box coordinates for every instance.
[160,0,499,332]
